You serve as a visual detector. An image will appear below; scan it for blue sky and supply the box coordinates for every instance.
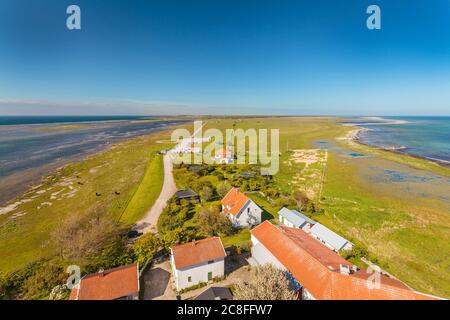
[0,0,449,115]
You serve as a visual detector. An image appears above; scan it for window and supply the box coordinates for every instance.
[207,260,214,264]
[207,272,213,281]
[188,276,192,282]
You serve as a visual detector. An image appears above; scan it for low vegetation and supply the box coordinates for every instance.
[233,265,297,300]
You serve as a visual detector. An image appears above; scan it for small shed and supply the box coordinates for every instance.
[278,207,316,232]
[174,189,200,203]
[309,223,353,252]
[195,286,233,300]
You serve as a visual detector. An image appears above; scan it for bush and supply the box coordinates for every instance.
[198,207,233,237]
[340,244,369,260]
[51,210,128,268]
[160,227,198,249]
[157,198,194,233]
[133,233,161,264]
[216,181,232,198]
[21,259,67,299]
[199,186,215,202]
[0,258,67,300]
[234,265,297,300]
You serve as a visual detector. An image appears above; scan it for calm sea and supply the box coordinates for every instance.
[0,116,188,203]
[0,116,148,125]
[354,116,450,163]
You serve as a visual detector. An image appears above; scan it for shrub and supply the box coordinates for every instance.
[199,186,215,202]
[216,181,232,198]
[133,233,161,264]
[198,207,233,237]
[21,259,67,299]
[233,265,297,300]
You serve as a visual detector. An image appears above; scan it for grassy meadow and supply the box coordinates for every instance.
[0,126,180,273]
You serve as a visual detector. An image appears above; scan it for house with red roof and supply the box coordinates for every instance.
[215,148,233,164]
[69,263,139,300]
[221,187,263,228]
[170,237,227,291]
[250,221,441,300]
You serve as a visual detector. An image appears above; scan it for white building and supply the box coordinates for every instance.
[309,223,353,252]
[278,207,316,232]
[170,237,227,291]
[221,187,262,228]
[215,148,234,164]
[249,221,436,300]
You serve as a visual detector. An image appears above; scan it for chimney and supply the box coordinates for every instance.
[98,268,105,277]
[192,240,197,246]
[339,264,350,275]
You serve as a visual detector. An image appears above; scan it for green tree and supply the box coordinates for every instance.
[133,233,161,264]
[21,259,67,300]
[199,186,214,202]
[216,181,232,198]
[198,207,232,236]
[160,227,197,249]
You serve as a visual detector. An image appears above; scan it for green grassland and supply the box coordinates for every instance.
[0,127,178,273]
[119,155,164,224]
[2,116,449,298]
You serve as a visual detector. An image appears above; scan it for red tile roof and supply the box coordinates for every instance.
[251,221,439,300]
[171,237,227,270]
[69,263,139,300]
[221,187,250,216]
[215,148,232,158]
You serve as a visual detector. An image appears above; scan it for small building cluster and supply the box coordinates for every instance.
[215,148,234,164]
[250,221,437,300]
[69,190,440,301]
[278,207,352,252]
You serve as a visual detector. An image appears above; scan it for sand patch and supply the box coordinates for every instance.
[285,149,328,199]
[0,203,19,216]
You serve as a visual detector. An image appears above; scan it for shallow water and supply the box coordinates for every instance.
[0,119,187,178]
[355,117,450,163]
[0,118,189,204]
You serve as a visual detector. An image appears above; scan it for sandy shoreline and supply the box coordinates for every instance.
[343,125,450,168]
[0,121,188,207]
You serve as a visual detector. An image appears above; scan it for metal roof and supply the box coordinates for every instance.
[195,287,233,300]
[310,223,350,251]
[278,207,316,227]
[174,189,198,199]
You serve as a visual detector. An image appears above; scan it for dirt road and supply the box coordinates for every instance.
[134,152,177,234]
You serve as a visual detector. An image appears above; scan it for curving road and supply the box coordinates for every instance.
[134,152,177,234]
[134,121,205,234]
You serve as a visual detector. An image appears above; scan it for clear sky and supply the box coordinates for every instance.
[0,0,449,115]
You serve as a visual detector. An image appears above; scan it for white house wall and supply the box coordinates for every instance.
[235,201,262,227]
[250,235,286,271]
[173,258,225,291]
[250,235,316,300]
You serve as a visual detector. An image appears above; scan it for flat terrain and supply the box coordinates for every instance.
[202,117,450,297]
[1,117,449,298]
[0,125,183,273]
